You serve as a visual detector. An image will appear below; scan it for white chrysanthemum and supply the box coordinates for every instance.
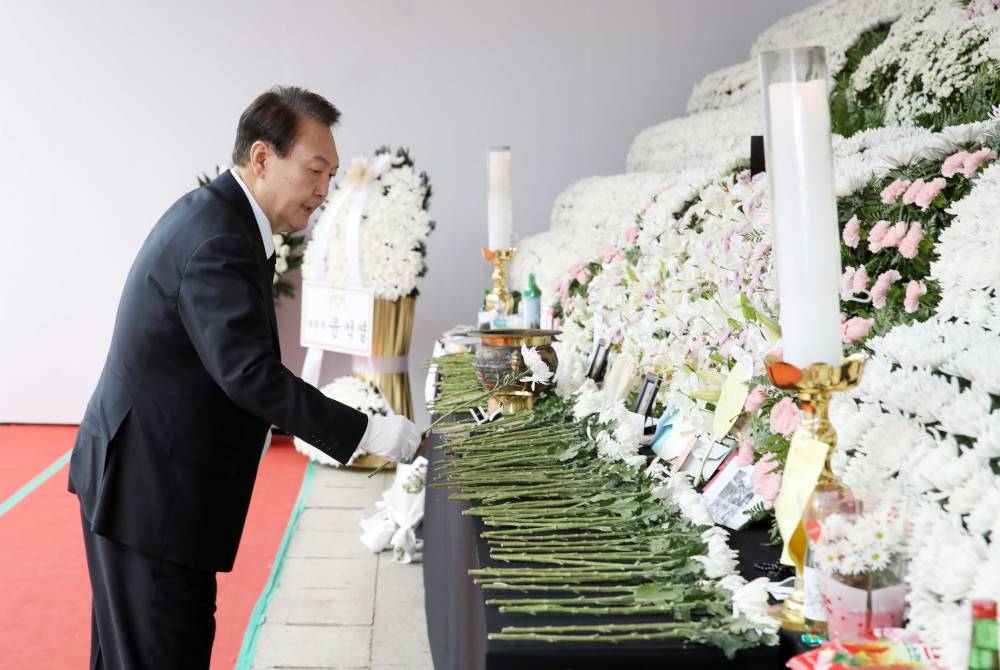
[693,527,740,578]
[293,375,386,467]
[302,155,431,301]
[853,2,994,126]
[717,575,779,637]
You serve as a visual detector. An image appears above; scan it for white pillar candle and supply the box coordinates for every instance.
[487,147,512,251]
[761,52,842,368]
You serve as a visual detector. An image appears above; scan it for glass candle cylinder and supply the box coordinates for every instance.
[758,47,843,368]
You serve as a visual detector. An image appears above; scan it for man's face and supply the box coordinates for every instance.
[255,116,339,234]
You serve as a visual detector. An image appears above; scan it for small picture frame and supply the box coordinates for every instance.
[632,372,661,418]
[702,451,764,530]
[585,338,610,382]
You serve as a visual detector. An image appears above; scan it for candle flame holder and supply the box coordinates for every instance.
[764,353,866,634]
[482,247,517,316]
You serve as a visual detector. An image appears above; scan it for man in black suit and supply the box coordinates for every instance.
[68,86,421,669]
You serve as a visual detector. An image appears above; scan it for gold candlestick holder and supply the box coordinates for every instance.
[482,247,517,315]
[764,353,866,634]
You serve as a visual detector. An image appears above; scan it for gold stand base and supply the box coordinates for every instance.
[488,392,535,416]
[770,574,807,632]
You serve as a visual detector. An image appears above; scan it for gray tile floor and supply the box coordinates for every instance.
[251,465,433,670]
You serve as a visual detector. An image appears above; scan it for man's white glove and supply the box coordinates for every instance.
[357,414,421,462]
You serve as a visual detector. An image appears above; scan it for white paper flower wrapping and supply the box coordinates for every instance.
[359,456,428,563]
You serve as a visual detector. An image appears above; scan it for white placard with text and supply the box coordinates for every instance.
[300,281,374,357]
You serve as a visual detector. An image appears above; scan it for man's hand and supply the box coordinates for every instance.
[356,414,421,462]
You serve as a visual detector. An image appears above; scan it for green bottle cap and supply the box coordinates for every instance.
[523,273,541,298]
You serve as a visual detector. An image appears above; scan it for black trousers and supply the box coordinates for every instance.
[80,507,218,670]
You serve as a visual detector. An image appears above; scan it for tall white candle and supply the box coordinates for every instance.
[487,147,512,250]
[765,77,842,368]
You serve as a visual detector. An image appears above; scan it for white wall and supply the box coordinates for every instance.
[0,0,812,426]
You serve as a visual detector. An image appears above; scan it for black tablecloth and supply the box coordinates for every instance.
[422,425,787,670]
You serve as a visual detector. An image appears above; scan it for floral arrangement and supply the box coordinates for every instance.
[811,506,906,577]
[302,147,433,301]
[499,0,1000,658]
[293,375,387,467]
[197,168,305,302]
[686,0,910,114]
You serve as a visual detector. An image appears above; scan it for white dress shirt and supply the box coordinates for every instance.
[230,167,276,456]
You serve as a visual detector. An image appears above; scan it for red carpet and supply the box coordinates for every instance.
[0,426,307,670]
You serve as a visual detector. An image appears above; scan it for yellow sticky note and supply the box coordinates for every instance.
[773,433,828,570]
[712,365,750,442]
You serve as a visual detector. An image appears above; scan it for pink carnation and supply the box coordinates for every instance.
[597,244,617,263]
[575,268,592,285]
[769,397,801,438]
[902,178,926,205]
[867,219,892,252]
[840,315,875,344]
[941,151,970,178]
[624,227,639,244]
[915,177,946,210]
[852,265,870,291]
[841,267,856,298]
[904,280,927,314]
[879,179,911,204]
[842,215,861,248]
[737,435,756,468]
[871,270,902,309]
[962,147,998,177]
[898,222,924,259]
[751,453,782,510]
[744,384,768,413]
[880,221,908,249]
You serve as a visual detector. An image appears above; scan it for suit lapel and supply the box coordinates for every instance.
[209,171,281,359]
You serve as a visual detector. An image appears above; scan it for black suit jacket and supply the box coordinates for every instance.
[69,171,367,572]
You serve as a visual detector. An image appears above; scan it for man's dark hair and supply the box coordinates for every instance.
[232,86,341,166]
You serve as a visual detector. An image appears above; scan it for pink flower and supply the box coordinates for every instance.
[769,397,801,438]
[904,280,927,314]
[871,270,902,309]
[567,262,584,278]
[902,178,925,205]
[880,221,908,249]
[624,227,639,244]
[840,315,875,343]
[879,179,911,204]
[852,265,870,291]
[744,385,768,413]
[751,453,782,510]
[597,244,617,263]
[737,435,756,468]
[842,215,861,248]
[962,147,998,177]
[898,222,924,259]
[942,151,970,178]
[915,177,946,210]
[841,267,856,297]
[575,268,592,285]
[867,219,892,252]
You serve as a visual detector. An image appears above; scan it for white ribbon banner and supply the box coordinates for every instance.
[301,155,394,388]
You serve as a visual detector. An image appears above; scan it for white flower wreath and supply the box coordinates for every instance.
[302,148,433,302]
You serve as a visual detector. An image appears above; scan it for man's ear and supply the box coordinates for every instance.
[249,141,269,179]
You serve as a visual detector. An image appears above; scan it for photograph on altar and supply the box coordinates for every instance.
[3,1,1000,669]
